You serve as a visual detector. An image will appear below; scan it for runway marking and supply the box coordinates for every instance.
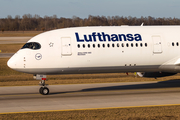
[1,104,180,115]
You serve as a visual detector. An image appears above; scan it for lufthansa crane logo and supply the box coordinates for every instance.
[35,53,42,60]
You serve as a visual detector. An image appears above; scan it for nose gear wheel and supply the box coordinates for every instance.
[39,87,49,95]
[39,79,49,95]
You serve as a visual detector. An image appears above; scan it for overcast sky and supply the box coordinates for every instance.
[0,0,180,18]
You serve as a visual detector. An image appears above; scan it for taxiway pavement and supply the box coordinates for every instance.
[0,37,31,44]
[0,53,14,58]
[1,81,180,113]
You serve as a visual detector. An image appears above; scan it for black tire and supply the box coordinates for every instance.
[41,87,49,95]
[39,87,43,94]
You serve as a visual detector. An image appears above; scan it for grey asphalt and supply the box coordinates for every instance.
[1,81,180,113]
[0,53,14,58]
[0,37,31,44]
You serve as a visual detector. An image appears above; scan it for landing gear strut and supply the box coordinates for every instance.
[34,74,49,95]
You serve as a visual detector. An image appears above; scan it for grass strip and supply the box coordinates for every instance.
[0,105,180,120]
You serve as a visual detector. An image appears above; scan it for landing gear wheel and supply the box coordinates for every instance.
[42,87,49,95]
[39,87,43,94]
[39,87,49,95]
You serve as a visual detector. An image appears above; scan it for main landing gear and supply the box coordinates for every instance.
[34,74,49,95]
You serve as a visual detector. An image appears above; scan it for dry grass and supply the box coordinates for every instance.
[0,105,180,120]
[0,44,24,53]
[0,31,42,37]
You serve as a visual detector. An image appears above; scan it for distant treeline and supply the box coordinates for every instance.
[1,14,180,31]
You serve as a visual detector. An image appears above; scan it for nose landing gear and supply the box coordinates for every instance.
[39,87,49,95]
[39,80,49,95]
[34,74,49,95]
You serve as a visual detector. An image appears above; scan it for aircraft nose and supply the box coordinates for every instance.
[7,55,16,69]
[7,58,14,69]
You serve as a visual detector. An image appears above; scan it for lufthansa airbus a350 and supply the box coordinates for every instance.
[7,26,180,95]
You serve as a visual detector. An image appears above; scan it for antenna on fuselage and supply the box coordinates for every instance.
[141,23,144,26]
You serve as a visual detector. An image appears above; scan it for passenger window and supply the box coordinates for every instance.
[172,42,174,46]
[131,43,133,47]
[98,44,100,48]
[140,43,143,47]
[88,44,90,48]
[136,43,138,47]
[83,44,85,48]
[145,43,147,47]
[21,42,41,50]
[112,44,115,47]
[122,43,124,47]
[126,43,129,47]
[107,44,110,47]
[103,44,105,48]
[177,42,179,46]
[117,43,119,47]
[93,44,95,48]
[77,44,80,48]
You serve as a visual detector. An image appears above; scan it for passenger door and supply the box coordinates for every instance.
[61,37,72,56]
[152,36,162,54]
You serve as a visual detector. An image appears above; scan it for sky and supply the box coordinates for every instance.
[0,0,180,19]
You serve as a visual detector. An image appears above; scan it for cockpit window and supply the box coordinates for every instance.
[21,42,41,50]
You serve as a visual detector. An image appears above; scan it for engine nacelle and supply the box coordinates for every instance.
[137,72,177,78]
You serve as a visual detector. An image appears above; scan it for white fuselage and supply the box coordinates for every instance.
[7,26,180,74]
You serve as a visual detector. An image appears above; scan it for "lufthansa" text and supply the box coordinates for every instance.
[75,32,142,42]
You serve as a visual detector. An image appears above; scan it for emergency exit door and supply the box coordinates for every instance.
[61,37,72,56]
[152,36,162,54]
